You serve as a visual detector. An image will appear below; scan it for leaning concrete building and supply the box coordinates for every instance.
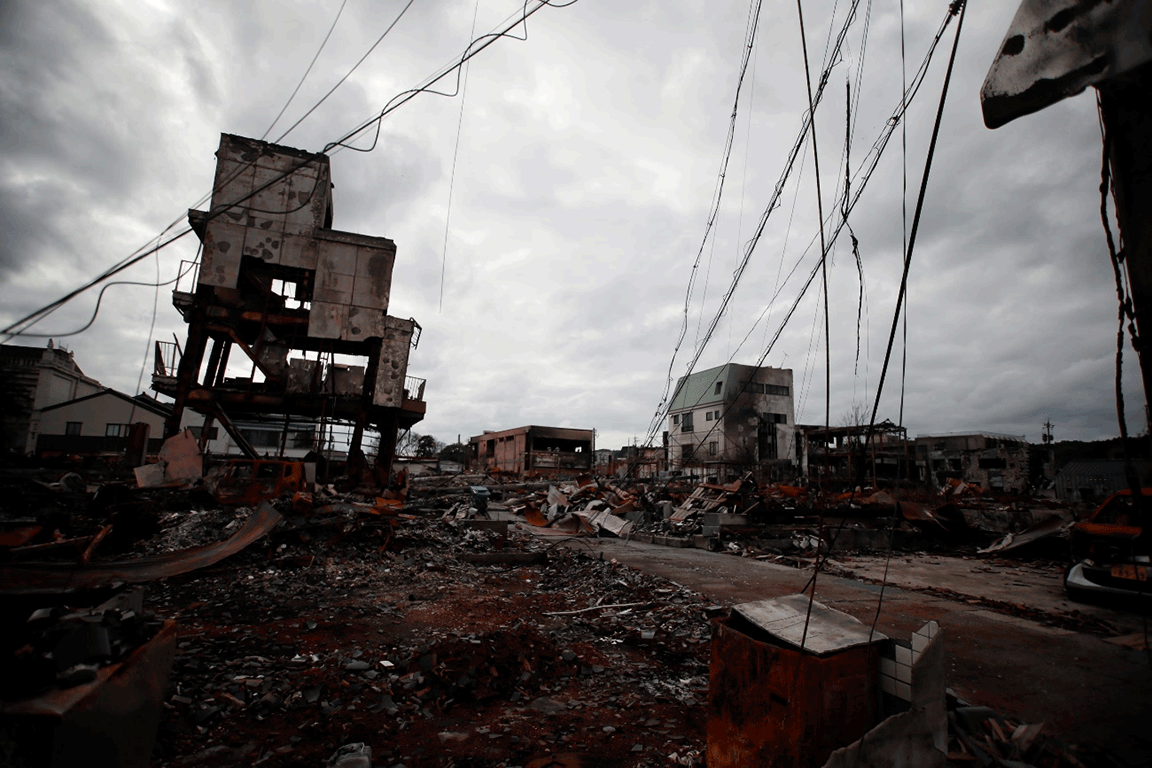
[666,363,795,476]
[152,134,426,479]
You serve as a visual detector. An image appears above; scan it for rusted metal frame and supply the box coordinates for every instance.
[350,337,383,457]
[162,295,211,439]
[0,503,281,594]
[204,305,309,327]
[1099,65,1152,511]
[202,337,225,389]
[204,324,278,381]
[197,399,259,459]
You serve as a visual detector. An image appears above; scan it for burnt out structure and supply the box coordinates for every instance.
[468,426,595,475]
[914,433,1053,495]
[799,419,916,489]
[153,134,425,478]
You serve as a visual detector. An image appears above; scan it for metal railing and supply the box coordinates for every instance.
[404,376,426,402]
[174,259,200,294]
[154,341,180,378]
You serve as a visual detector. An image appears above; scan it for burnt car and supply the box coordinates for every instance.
[206,459,310,506]
[1064,488,1152,602]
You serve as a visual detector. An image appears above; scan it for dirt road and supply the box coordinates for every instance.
[565,537,1152,766]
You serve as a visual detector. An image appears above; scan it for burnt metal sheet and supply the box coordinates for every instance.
[1,620,177,768]
[732,594,888,656]
[977,514,1069,553]
[982,0,1152,128]
[0,503,282,594]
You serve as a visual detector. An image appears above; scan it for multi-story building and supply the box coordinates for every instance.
[0,341,103,454]
[666,363,795,473]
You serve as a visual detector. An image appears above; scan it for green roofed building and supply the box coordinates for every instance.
[666,363,795,475]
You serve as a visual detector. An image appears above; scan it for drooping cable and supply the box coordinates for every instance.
[1096,95,1143,501]
[262,0,351,141]
[646,0,862,447]
[3,0,581,341]
[440,0,483,313]
[798,0,967,621]
[794,0,832,445]
[656,0,765,430]
[646,1,958,452]
[274,0,417,144]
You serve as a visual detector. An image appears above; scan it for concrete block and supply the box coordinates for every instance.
[895,644,912,666]
[895,661,911,684]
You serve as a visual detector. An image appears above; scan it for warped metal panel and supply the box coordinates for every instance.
[0,503,282,594]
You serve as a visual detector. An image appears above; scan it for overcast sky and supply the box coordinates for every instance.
[0,0,1140,450]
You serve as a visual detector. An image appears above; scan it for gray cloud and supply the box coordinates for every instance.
[0,0,1139,453]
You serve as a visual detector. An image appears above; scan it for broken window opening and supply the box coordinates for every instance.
[709,441,718,456]
[714,381,723,395]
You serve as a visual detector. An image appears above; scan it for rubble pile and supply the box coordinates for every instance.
[946,696,1126,767]
[141,514,714,767]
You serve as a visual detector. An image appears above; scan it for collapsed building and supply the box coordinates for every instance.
[665,363,795,479]
[914,433,1054,495]
[467,425,595,475]
[152,134,426,479]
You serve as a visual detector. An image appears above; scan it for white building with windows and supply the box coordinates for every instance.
[666,363,796,473]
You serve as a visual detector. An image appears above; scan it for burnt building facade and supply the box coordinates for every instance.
[666,363,795,475]
[468,426,595,475]
[914,433,1054,495]
[799,419,917,489]
[153,134,425,478]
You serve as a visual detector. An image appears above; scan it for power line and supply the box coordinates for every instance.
[261,0,351,141]
[649,2,962,460]
[3,0,581,341]
[645,0,765,420]
[646,0,864,447]
[274,0,417,145]
[440,0,483,313]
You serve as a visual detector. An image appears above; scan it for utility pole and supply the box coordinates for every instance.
[982,3,1152,501]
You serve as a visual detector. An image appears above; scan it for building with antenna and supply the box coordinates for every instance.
[665,363,795,478]
[0,341,102,454]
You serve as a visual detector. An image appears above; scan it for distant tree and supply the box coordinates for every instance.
[416,434,443,457]
[395,430,421,456]
[439,442,468,463]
